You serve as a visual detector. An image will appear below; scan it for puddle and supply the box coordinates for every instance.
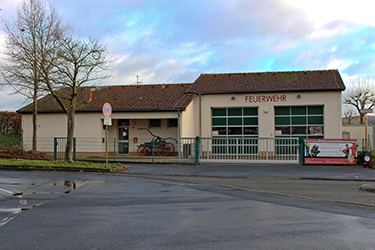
[0,179,89,228]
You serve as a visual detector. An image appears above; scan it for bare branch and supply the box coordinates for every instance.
[342,76,375,124]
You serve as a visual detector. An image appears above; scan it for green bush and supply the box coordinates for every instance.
[0,133,22,152]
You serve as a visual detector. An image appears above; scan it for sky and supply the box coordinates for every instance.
[1,0,375,111]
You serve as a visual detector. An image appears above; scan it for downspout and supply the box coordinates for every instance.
[178,110,181,159]
[199,93,202,137]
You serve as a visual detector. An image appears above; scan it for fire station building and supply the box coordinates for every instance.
[18,69,345,163]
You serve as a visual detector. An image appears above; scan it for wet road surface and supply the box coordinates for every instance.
[1,170,375,249]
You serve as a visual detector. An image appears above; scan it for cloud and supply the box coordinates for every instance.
[1,0,375,111]
[234,0,314,38]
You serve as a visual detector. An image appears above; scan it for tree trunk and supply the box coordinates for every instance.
[65,108,75,163]
[32,84,38,151]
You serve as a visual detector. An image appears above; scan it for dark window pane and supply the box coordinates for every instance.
[292,107,306,115]
[244,117,258,125]
[244,127,258,135]
[275,126,290,135]
[228,127,242,135]
[212,108,226,116]
[275,107,290,115]
[118,142,129,154]
[168,119,177,128]
[228,108,242,116]
[213,118,226,126]
[149,119,161,128]
[275,117,290,125]
[292,116,306,125]
[292,126,307,135]
[308,106,324,115]
[308,116,323,124]
[228,118,242,125]
[118,119,129,126]
[118,127,129,140]
[244,108,258,116]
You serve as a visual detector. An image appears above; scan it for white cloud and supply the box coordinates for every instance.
[284,0,375,27]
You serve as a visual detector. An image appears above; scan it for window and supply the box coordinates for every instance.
[168,119,178,129]
[275,106,324,138]
[212,107,258,137]
[118,119,129,126]
[149,119,161,129]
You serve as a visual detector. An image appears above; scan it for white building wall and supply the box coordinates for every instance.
[197,91,343,139]
[342,125,375,150]
[180,98,197,138]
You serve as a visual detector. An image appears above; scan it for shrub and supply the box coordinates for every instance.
[0,133,22,152]
[0,112,21,136]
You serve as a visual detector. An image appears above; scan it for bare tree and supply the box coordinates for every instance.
[342,77,375,124]
[0,0,69,150]
[41,37,110,162]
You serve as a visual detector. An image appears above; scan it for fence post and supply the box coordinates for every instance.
[152,139,155,164]
[114,138,116,161]
[21,129,24,156]
[54,137,57,161]
[195,136,200,165]
[299,137,304,165]
[73,137,76,161]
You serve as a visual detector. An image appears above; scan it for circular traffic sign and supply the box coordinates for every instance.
[102,103,112,117]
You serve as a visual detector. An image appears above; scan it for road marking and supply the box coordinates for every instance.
[0,188,14,195]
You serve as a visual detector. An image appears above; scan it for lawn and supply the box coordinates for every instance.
[0,158,128,172]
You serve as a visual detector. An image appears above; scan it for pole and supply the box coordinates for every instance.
[114,138,116,161]
[365,114,368,151]
[152,139,155,164]
[195,136,200,165]
[105,125,108,168]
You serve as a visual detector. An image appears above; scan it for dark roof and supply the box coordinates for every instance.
[186,70,345,94]
[18,83,195,114]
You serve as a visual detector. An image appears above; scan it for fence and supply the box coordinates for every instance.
[177,137,300,164]
[4,136,300,164]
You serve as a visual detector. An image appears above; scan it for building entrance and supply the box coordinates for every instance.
[118,119,129,155]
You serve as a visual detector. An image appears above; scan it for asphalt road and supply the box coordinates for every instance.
[1,166,375,249]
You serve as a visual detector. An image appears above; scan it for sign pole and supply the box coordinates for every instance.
[105,125,108,168]
[360,109,373,151]
[102,103,112,168]
[365,114,368,150]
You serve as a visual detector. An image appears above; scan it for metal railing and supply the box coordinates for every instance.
[16,136,299,163]
[177,137,300,164]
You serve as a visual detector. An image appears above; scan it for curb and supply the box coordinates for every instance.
[0,165,117,173]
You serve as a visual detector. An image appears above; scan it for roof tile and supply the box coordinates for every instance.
[186,70,345,94]
[18,83,195,113]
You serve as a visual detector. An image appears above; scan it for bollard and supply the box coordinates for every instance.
[195,136,200,165]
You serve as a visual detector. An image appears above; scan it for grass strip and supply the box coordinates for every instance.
[0,158,127,171]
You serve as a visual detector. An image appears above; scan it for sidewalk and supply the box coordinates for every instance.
[124,163,375,181]
[122,163,375,207]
